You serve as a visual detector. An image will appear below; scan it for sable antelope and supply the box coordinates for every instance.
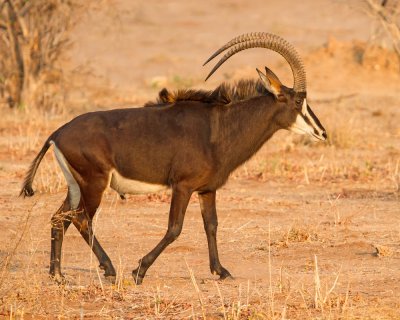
[20,32,327,284]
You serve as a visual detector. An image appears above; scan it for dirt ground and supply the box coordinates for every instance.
[1,0,400,319]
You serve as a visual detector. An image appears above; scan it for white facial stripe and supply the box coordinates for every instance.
[289,99,326,141]
[301,98,307,115]
[289,113,313,135]
[287,97,326,140]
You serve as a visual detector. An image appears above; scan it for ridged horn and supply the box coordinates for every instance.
[203,32,268,66]
[204,33,307,93]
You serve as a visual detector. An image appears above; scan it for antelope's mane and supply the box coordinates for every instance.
[145,79,269,107]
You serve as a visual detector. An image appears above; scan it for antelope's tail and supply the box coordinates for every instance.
[20,137,53,197]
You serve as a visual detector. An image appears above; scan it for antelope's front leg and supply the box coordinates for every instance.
[132,185,192,284]
[199,191,232,280]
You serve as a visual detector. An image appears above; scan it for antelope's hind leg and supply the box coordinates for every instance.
[51,142,116,282]
[71,208,116,282]
[74,171,117,282]
[49,197,117,283]
[49,196,73,283]
[49,142,82,283]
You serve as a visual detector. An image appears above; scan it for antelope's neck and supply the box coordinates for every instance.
[214,96,280,172]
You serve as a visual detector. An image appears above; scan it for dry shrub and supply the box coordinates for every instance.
[326,121,357,149]
[361,0,400,59]
[317,36,400,72]
[336,0,400,71]
[353,41,400,71]
[0,0,82,110]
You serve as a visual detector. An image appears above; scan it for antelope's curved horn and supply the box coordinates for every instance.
[204,33,307,93]
[203,32,267,66]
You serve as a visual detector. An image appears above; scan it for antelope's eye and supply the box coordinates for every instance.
[295,99,302,105]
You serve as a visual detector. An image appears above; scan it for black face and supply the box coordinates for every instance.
[273,86,302,128]
[273,87,327,140]
[294,91,306,111]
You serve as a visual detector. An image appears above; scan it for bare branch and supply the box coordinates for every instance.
[18,1,32,17]
[0,30,9,45]
[0,8,7,27]
[0,1,6,13]
[5,0,28,39]
[5,0,24,107]
[363,0,400,58]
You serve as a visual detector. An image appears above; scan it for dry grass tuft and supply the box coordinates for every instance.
[272,226,321,248]
[284,226,320,243]
[326,123,358,149]
[374,244,394,258]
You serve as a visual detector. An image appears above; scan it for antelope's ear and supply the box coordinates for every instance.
[256,67,282,98]
[264,66,282,87]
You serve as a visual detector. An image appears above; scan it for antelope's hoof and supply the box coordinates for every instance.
[50,273,68,285]
[132,269,144,285]
[219,274,234,281]
[105,274,117,284]
[218,268,233,280]
[99,262,116,279]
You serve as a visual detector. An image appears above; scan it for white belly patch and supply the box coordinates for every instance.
[110,170,167,195]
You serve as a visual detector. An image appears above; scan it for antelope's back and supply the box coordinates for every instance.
[51,104,216,184]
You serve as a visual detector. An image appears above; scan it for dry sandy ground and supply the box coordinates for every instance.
[1,0,400,319]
